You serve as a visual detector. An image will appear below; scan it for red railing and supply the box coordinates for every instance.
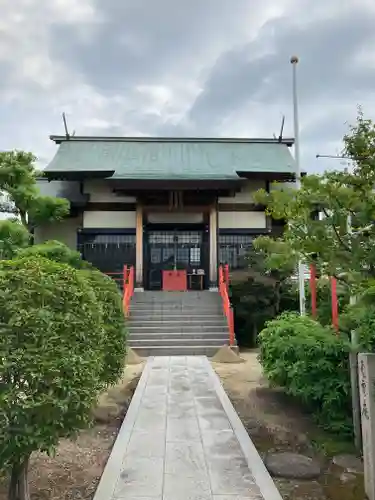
[104,271,124,288]
[123,265,134,318]
[218,264,235,346]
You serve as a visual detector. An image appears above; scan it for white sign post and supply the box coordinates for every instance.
[358,353,375,500]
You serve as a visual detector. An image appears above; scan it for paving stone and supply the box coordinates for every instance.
[207,456,261,496]
[198,414,232,432]
[115,457,164,497]
[143,385,168,397]
[195,396,224,412]
[167,400,196,418]
[126,430,165,458]
[140,398,167,413]
[265,452,321,479]
[169,381,192,393]
[152,357,170,368]
[167,417,201,442]
[133,409,166,431]
[163,473,211,500]
[202,430,244,459]
[165,441,208,476]
[213,496,263,500]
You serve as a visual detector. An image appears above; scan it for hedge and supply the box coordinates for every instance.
[0,256,106,473]
[258,312,352,435]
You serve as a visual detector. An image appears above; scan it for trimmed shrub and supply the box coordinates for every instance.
[80,269,127,386]
[0,257,106,490]
[259,312,352,435]
[17,239,92,269]
[17,240,127,385]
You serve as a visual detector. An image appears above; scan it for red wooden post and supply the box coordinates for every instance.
[123,265,128,289]
[229,307,235,346]
[224,264,229,289]
[331,277,339,333]
[310,264,317,319]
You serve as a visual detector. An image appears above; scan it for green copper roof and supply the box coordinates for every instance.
[45,137,296,180]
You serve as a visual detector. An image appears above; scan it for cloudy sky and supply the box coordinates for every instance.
[1,0,375,172]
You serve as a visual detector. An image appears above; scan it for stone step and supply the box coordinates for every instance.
[129,330,229,339]
[129,324,228,334]
[128,337,228,347]
[129,345,225,357]
[130,308,223,316]
[129,312,225,320]
[129,319,227,327]
[133,291,220,299]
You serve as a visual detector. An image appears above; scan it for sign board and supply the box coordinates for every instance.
[358,353,375,500]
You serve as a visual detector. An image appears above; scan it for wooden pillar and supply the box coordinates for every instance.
[135,203,143,289]
[209,204,218,288]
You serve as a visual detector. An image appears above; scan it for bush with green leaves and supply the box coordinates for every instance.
[17,241,127,385]
[259,312,352,435]
[16,239,91,269]
[80,269,127,386]
[339,280,375,352]
[231,278,298,347]
[0,219,30,259]
[0,256,108,500]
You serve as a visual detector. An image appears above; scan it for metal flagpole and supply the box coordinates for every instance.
[291,55,306,315]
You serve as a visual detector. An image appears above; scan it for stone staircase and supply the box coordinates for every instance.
[127,291,233,356]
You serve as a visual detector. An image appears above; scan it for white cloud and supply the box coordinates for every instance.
[0,0,373,174]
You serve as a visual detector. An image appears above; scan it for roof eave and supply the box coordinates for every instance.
[49,135,295,147]
[44,170,115,181]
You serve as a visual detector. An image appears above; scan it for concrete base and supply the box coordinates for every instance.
[211,345,244,364]
[126,347,143,365]
[209,287,219,292]
[134,287,144,292]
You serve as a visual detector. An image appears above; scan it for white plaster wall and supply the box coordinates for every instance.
[34,216,82,249]
[218,180,266,204]
[269,181,296,191]
[146,212,204,224]
[83,180,136,203]
[218,211,266,229]
[83,211,136,228]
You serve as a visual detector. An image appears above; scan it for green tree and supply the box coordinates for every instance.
[0,151,69,231]
[16,240,92,269]
[0,219,30,259]
[231,243,298,346]
[254,110,375,290]
[0,257,107,500]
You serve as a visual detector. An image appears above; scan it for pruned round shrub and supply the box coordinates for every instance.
[80,269,127,386]
[259,312,352,435]
[17,239,92,269]
[0,256,106,476]
[17,240,127,385]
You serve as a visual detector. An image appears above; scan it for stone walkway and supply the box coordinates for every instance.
[93,356,282,500]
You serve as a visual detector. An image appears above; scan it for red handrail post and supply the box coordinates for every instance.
[218,265,235,347]
[229,307,235,346]
[331,276,339,333]
[310,264,317,319]
[224,264,229,288]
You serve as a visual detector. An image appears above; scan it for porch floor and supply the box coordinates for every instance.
[93,356,282,500]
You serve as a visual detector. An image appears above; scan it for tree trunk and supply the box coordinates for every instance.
[8,457,31,500]
[19,212,27,229]
[275,283,281,316]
